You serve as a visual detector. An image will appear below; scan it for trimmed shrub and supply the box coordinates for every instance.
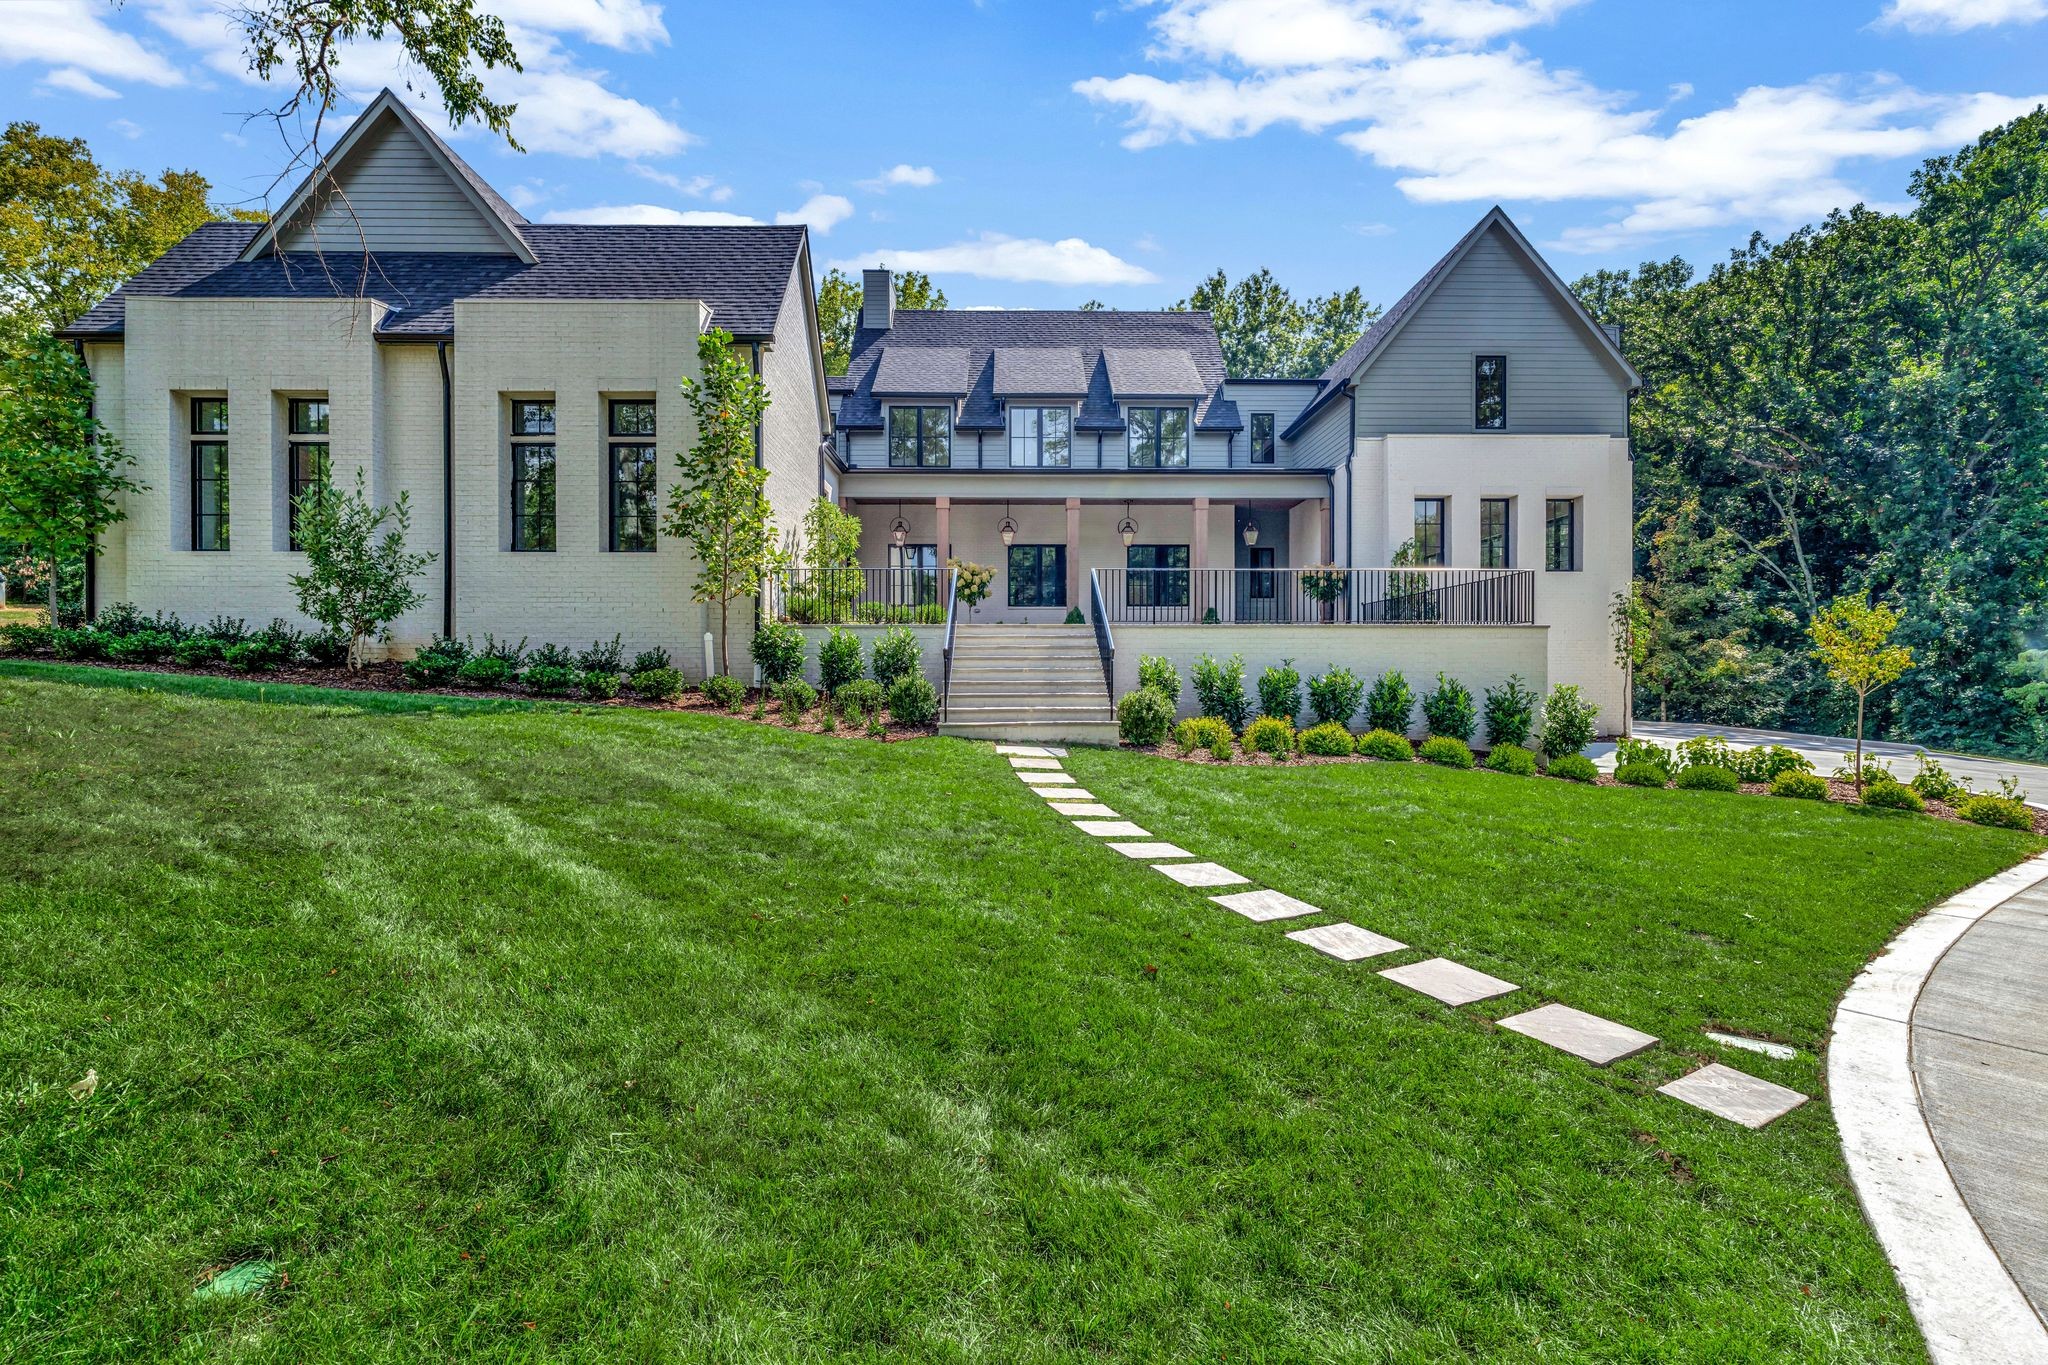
[1420,673,1476,743]
[1957,794,2033,831]
[1242,715,1296,757]
[1175,715,1235,753]
[1192,653,1252,731]
[478,633,527,667]
[424,633,470,662]
[1482,674,1537,748]
[107,630,175,663]
[703,674,747,710]
[304,629,351,667]
[870,625,921,687]
[1306,666,1365,728]
[402,647,463,687]
[50,627,107,660]
[775,677,818,715]
[866,714,887,738]
[1117,688,1175,747]
[1772,770,1829,800]
[527,642,576,672]
[172,636,226,668]
[0,623,53,655]
[1064,606,1086,625]
[1910,755,1969,805]
[1547,753,1599,783]
[1418,735,1474,768]
[1735,744,1813,785]
[820,627,863,694]
[223,640,279,672]
[887,673,940,727]
[1257,659,1302,725]
[1137,654,1182,705]
[523,664,579,696]
[747,620,803,685]
[1364,669,1413,734]
[629,666,684,701]
[1672,734,1739,774]
[1207,733,1234,762]
[1674,765,1740,792]
[1356,728,1413,762]
[581,670,621,700]
[1485,743,1538,776]
[202,615,249,645]
[628,645,671,675]
[1299,721,1356,757]
[835,678,886,716]
[1537,684,1598,759]
[1615,763,1669,788]
[1614,737,1673,777]
[457,656,516,690]
[576,634,625,674]
[1864,780,1924,812]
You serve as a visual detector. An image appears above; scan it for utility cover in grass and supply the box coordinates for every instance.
[1074,820,1149,837]
[1286,922,1406,960]
[1379,958,1518,1006]
[1050,802,1119,818]
[1107,842,1194,859]
[194,1260,277,1299]
[1155,862,1251,888]
[1658,1063,1808,1128]
[1211,889,1323,922]
[1499,1003,1658,1066]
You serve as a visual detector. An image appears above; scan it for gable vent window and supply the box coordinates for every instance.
[608,399,657,553]
[190,397,228,552]
[511,399,557,552]
[1474,355,1507,430]
[1249,412,1275,465]
[287,397,330,550]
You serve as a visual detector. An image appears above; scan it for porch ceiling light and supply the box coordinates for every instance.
[1241,519,1259,547]
[1118,503,1138,548]
[999,501,1017,547]
[890,502,909,548]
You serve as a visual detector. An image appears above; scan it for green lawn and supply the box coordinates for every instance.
[2,665,2039,1363]
[0,603,47,628]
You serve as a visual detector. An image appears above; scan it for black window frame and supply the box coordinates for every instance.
[1248,545,1276,599]
[1546,498,1578,572]
[1126,543,1189,607]
[511,399,557,552]
[888,542,940,606]
[191,396,228,436]
[1007,405,1072,468]
[1413,497,1447,566]
[608,398,656,438]
[888,405,952,467]
[286,397,330,551]
[1249,411,1276,464]
[1126,406,1190,468]
[1007,544,1068,608]
[1480,497,1512,569]
[608,441,657,553]
[512,399,556,437]
[1475,354,1507,430]
[190,398,228,552]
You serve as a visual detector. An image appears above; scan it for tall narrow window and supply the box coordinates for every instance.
[286,397,329,550]
[1248,545,1276,599]
[1249,412,1276,464]
[888,543,939,605]
[1474,355,1507,430]
[1007,545,1067,608]
[1546,497,1578,572]
[190,397,228,552]
[1413,498,1447,565]
[1126,544,1189,607]
[1007,406,1071,467]
[1127,406,1190,467]
[608,399,656,552]
[888,406,951,467]
[511,399,557,552]
[1480,497,1512,568]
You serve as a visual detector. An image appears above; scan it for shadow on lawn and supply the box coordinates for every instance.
[0,660,563,718]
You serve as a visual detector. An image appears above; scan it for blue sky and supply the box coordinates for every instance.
[6,0,2047,310]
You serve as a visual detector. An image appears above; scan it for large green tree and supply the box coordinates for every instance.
[0,337,135,619]
[1172,268,1376,378]
[815,268,948,376]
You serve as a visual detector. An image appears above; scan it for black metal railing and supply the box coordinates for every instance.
[1088,570,1116,698]
[772,566,948,626]
[1091,567,1535,626]
[940,567,960,721]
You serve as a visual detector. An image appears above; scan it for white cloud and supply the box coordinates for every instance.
[110,118,145,139]
[0,1,185,88]
[859,163,940,191]
[494,59,694,158]
[479,0,669,50]
[1878,0,2048,31]
[1074,0,2048,248]
[828,234,1159,286]
[41,67,122,99]
[775,193,854,233]
[628,165,734,200]
[541,204,762,225]
[1350,221,1396,236]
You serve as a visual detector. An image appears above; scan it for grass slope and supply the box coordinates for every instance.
[1,668,2038,1362]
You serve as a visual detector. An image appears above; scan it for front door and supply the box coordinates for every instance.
[1234,509,1292,621]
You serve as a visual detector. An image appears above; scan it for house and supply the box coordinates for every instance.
[60,88,832,673]
[825,208,1637,739]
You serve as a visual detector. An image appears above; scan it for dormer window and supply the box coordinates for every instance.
[1249,412,1275,464]
[1008,406,1071,467]
[888,405,951,467]
[1475,355,1507,429]
[1127,406,1189,468]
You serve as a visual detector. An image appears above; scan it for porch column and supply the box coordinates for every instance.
[935,496,951,566]
[1317,498,1330,563]
[1065,497,1081,610]
[1192,496,1210,620]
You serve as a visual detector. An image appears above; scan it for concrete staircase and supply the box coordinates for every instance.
[938,624,1119,744]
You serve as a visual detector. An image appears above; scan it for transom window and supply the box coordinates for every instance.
[1007,406,1071,467]
[190,397,227,552]
[888,406,951,467]
[1413,498,1447,565]
[1546,498,1578,572]
[1474,355,1507,430]
[1126,543,1189,607]
[512,399,556,437]
[609,399,655,437]
[1249,412,1276,464]
[511,399,556,552]
[1480,497,1512,569]
[1127,407,1190,468]
[608,399,657,553]
[1007,544,1067,608]
[287,397,329,550]
[192,397,228,435]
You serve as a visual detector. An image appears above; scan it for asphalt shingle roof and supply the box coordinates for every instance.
[59,221,807,340]
[834,310,1240,433]
[1103,347,1205,397]
[871,346,972,394]
[991,347,1086,396]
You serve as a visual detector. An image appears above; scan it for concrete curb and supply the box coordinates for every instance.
[1829,852,2048,1364]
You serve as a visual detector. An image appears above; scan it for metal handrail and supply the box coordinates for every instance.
[1093,566,1534,626]
[1089,569,1116,699]
[941,566,960,722]
[771,566,948,626]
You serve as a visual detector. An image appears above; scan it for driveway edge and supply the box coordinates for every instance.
[1829,851,2048,1364]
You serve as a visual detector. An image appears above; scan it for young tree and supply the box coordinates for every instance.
[1610,580,1649,733]
[666,328,780,675]
[287,468,433,668]
[0,336,135,620]
[814,267,948,375]
[1809,594,1915,794]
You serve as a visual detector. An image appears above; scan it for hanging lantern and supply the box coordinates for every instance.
[1118,502,1138,548]
[998,501,1017,548]
[1241,518,1259,547]
[890,502,909,549]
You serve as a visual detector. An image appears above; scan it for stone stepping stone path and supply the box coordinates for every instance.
[1704,1030,1797,1061]
[1286,922,1406,960]
[1036,788,1098,802]
[1380,958,1519,1006]
[1009,756,1063,769]
[1499,1003,1658,1066]
[1017,771,1080,785]
[1658,1062,1808,1128]
[1050,802,1120,818]
[1107,841,1195,860]
[1154,861,1251,889]
[996,745,1057,756]
[1211,888,1325,923]
[1074,819,1149,838]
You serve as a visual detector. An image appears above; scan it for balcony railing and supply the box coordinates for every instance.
[772,567,948,626]
[1090,567,1535,626]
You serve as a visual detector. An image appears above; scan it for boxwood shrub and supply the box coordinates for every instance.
[750,620,806,684]
[1547,753,1598,783]
[703,674,747,710]
[1306,666,1364,728]
[1615,762,1669,788]
[835,679,886,717]
[457,656,515,690]
[1675,765,1740,792]
[1863,780,1925,812]
[1735,744,1813,784]
[1418,735,1474,769]
[1241,715,1296,757]
[1772,770,1829,800]
[1957,794,2033,830]
[1174,715,1235,753]
[1117,688,1175,747]
[1484,743,1537,776]
[774,677,818,715]
[172,636,227,668]
[1298,721,1356,757]
[870,626,921,687]
[888,673,940,727]
[629,666,684,701]
[523,664,579,696]
[1356,728,1413,762]
[819,627,863,694]
[581,670,622,700]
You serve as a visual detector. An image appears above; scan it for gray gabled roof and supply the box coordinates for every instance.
[833,309,1240,433]
[59,221,809,340]
[1104,347,1205,398]
[872,346,972,395]
[991,347,1086,396]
